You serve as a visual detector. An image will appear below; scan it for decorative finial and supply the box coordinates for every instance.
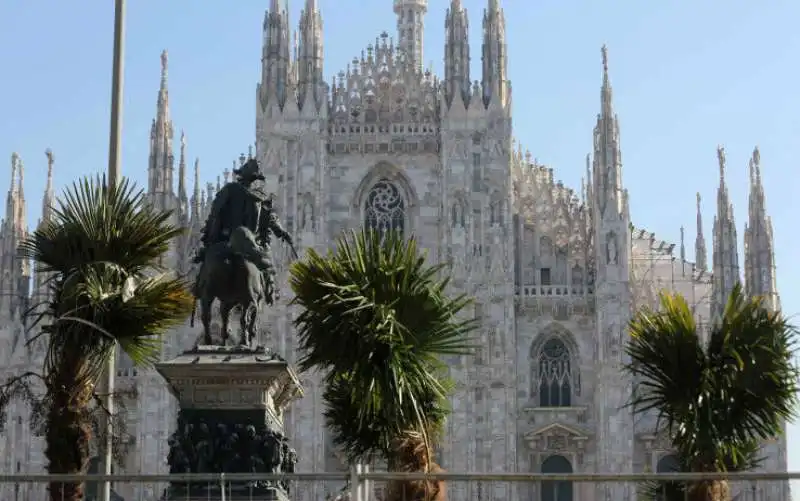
[716,145,726,179]
[248,145,254,159]
[161,50,168,75]
[696,192,701,209]
[45,148,54,178]
[752,146,761,183]
[239,153,247,166]
[601,45,609,74]
[223,168,230,183]
[180,130,186,148]
[680,226,686,264]
[10,153,18,184]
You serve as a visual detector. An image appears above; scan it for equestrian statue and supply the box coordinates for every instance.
[190,157,297,347]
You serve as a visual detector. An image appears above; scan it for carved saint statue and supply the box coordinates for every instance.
[300,201,314,231]
[606,231,618,265]
[190,158,298,347]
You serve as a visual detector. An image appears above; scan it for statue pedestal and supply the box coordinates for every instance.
[156,345,304,501]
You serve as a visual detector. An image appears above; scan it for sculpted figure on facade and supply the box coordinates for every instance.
[606,231,619,265]
[300,199,314,231]
[191,158,297,347]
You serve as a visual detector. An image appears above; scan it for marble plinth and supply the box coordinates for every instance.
[156,345,304,501]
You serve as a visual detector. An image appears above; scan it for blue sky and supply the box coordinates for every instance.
[1,0,799,480]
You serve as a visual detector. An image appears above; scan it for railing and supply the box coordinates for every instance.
[0,468,794,501]
[516,284,594,297]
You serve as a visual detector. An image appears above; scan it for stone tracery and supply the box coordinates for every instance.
[364,178,406,235]
[537,338,573,407]
[531,325,581,407]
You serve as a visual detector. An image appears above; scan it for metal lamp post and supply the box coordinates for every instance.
[102,0,125,500]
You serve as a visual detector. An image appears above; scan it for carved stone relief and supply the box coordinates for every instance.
[526,424,588,468]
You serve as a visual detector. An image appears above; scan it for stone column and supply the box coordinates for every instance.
[156,345,304,501]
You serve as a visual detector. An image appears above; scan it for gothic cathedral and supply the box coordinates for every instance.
[0,1,786,500]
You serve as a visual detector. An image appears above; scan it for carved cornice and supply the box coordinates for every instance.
[155,347,305,413]
[523,422,591,453]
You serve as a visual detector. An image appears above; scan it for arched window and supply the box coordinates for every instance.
[364,179,405,236]
[538,338,572,407]
[654,454,681,501]
[656,454,680,473]
[541,455,572,501]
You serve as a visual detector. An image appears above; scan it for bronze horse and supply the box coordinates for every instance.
[189,237,270,347]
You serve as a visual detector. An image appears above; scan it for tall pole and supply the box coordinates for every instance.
[102,1,125,501]
[107,0,125,186]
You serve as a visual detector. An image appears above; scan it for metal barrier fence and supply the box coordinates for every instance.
[0,469,795,501]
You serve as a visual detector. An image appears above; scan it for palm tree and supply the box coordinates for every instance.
[624,284,798,501]
[17,176,193,501]
[289,229,476,498]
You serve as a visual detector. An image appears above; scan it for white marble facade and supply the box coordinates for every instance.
[0,1,787,500]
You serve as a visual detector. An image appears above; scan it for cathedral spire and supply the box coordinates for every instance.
[695,192,707,271]
[177,130,189,220]
[191,158,201,222]
[1,153,29,316]
[444,0,470,109]
[148,50,175,200]
[16,155,26,232]
[744,146,779,310]
[298,0,324,111]
[394,0,428,71]
[591,45,626,221]
[481,0,507,107]
[711,146,740,319]
[6,153,19,225]
[260,0,291,109]
[41,149,55,225]
[35,149,56,301]
[601,45,613,118]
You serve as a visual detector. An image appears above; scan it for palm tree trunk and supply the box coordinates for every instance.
[44,373,92,501]
[688,479,730,501]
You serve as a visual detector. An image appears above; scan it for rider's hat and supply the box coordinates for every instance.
[233,158,265,181]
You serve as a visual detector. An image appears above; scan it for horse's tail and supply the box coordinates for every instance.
[190,298,197,327]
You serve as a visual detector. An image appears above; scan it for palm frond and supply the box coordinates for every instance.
[706,284,799,446]
[322,371,450,463]
[625,284,797,477]
[290,229,475,462]
[291,229,476,374]
[625,292,705,439]
[18,175,183,276]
